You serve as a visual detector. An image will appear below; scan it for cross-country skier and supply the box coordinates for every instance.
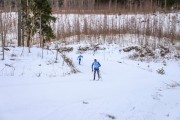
[92,59,101,80]
[77,54,83,65]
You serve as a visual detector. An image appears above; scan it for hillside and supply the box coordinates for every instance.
[0,36,180,120]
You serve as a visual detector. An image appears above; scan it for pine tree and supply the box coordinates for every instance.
[32,0,56,47]
[20,0,56,48]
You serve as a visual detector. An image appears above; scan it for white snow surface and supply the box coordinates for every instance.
[0,43,180,120]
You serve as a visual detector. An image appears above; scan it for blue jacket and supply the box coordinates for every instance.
[77,55,83,60]
[92,61,101,69]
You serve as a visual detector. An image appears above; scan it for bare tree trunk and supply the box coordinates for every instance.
[27,32,30,47]
[40,13,43,59]
[1,12,8,61]
[0,11,4,60]
[2,31,4,60]
[115,0,117,11]
[0,2,12,60]
[109,0,112,10]
[151,0,153,11]
[130,0,132,12]
[26,0,31,52]
[165,0,167,9]
[0,10,3,60]
[18,0,22,47]
[22,21,24,47]
[140,0,143,11]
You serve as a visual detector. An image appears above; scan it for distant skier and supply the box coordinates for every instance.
[92,59,101,80]
[77,54,83,65]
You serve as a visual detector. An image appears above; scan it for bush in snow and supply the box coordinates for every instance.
[166,81,180,89]
[106,114,116,119]
[156,67,165,75]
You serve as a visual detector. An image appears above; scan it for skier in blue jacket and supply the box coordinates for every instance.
[92,59,101,80]
[77,54,83,65]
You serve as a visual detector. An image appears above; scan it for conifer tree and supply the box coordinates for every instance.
[20,0,56,47]
[32,0,56,47]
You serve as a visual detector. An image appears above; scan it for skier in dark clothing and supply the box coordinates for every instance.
[92,59,101,80]
[77,54,83,65]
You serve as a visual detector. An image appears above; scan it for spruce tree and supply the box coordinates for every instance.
[21,0,56,47]
[32,0,56,47]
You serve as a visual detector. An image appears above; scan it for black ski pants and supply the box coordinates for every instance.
[94,68,100,80]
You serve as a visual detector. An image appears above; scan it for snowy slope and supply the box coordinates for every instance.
[0,43,180,120]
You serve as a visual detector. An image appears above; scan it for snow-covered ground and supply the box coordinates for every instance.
[0,40,180,120]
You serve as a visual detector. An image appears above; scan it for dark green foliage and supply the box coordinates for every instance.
[33,0,56,43]
[42,25,56,43]
[20,0,56,46]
